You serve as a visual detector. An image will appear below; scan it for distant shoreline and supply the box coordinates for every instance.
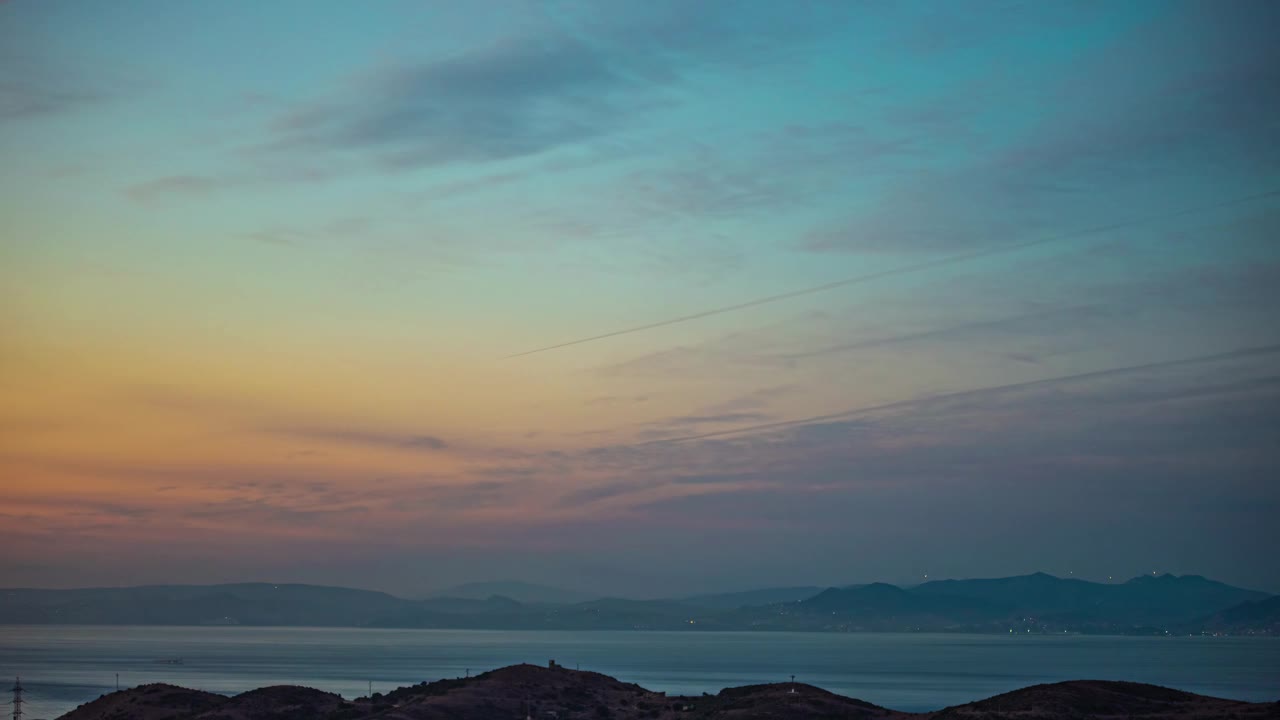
[3,622,1277,638]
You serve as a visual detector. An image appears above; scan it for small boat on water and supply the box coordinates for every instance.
[154,657,185,665]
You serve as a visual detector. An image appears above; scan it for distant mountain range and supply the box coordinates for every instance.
[759,573,1271,634]
[1190,594,1280,635]
[429,580,599,605]
[3,573,1274,635]
[679,585,825,609]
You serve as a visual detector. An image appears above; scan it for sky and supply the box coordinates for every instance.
[2,0,1278,598]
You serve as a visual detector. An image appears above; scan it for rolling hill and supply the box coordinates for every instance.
[54,665,1280,719]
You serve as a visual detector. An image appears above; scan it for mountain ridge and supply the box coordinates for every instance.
[4,573,1273,635]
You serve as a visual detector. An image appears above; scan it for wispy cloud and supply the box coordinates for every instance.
[551,341,1280,527]
[0,51,124,122]
[774,305,1113,361]
[127,175,233,203]
[512,190,1278,359]
[241,1,848,176]
[267,426,449,452]
[802,3,1280,255]
[267,38,624,169]
[633,411,776,442]
[0,78,101,121]
[702,385,798,415]
[637,343,1280,446]
[665,412,772,427]
[121,386,453,455]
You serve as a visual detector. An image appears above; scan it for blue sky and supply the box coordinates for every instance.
[2,0,1278,595]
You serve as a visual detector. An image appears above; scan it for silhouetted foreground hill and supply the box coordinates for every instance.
[929,680,1280,719]
[5,574,1275,634]
[55,664,1280,720]
[56,684,226,720]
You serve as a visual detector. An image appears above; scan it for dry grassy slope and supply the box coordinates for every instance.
[674,682,907,719]
[57,684,227,720]
[926,680,1280,719]
[367,663,671,719]
[190,685,349,720]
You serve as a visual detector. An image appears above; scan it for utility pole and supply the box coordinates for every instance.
[11,676,23,720]
[116,673,119,692]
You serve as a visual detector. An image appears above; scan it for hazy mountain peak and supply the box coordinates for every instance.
[861,582,907,593]
[1126,573,1190,585]
[431,581,597,604]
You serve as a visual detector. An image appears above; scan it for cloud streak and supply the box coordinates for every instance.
[775,305,1112,361]
[0,51,122,122]
[504,190,1280,358]
[269,38,624,169]
[636,343,1280,446]
[267,426,449,452]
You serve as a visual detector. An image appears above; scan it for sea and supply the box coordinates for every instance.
[1,626,1277,719]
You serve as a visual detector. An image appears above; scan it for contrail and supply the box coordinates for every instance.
[503,189,1280,359]
[635,342,1280,445]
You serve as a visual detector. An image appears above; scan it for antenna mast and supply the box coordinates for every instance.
[11,677,23,720]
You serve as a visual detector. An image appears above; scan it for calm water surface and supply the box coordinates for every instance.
[2,626,1277,718]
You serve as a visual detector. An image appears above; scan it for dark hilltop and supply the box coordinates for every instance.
[54,662,1280,720]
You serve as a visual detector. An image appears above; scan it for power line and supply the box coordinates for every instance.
[635,342,1280,446]
[503,189,1279,359]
